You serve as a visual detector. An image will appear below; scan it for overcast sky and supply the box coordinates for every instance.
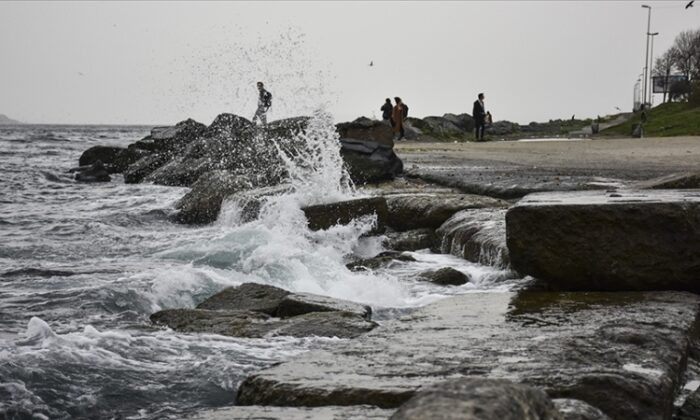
[0,1,697,125]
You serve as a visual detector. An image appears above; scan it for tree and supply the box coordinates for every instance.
[670,29,700,81]
[653,50,675,103]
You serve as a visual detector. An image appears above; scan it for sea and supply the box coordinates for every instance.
[0,121,520,419]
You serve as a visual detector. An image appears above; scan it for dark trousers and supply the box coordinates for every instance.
[475,120,485,140]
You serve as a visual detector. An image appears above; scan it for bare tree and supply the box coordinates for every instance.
[670,29,700,81]
[653,50,675,103]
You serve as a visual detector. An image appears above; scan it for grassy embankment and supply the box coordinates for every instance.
[603,102,700,137]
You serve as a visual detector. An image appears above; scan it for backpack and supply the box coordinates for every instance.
[263,91,272,108]
[402,103,409,119]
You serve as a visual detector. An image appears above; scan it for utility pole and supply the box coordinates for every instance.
[641,4,652,109]
[648,32,659,106]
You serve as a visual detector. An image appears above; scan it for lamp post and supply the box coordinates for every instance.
[641,4,652,109]
[648,32,659,106]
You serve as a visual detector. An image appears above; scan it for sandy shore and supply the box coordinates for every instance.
[395,136,700,173]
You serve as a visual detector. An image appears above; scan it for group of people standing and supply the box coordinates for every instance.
[381,97,409,141]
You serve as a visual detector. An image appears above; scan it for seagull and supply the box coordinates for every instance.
[78,72,84,76]
[615,106,621,111]
[687,1,694,9]
[369,61,373,67]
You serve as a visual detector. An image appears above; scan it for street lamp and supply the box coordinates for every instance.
[648,32,659,106]
[641,4,652,109]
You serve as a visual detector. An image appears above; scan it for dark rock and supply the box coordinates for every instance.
[336,117,394,148]
[386,193,507,231]
[346,251,417,271]
[123,153,172,184]
[340,139,403,184]
[174,170,254,225]
[134,118,207,154]
[150,309,272,338]
[635,172,700,190]
[553,399,611,420]
[204,113,253,138]
[235,291,700,419]
[436,209,510,269]
[74,160,111,183]
[269,311,377,339]
[187,405,394,420]
[383,228,436,252]
[196,283,290,315]
[277,293,372,320]
[506,190,700,292]
[150,308,375,339]
[442,113,475,133]
[420,116,465,138]
[676,388,700,420]
[79,146,123,167]
[419,267,470,286]
[302,197,388,231]
[390,377,563,420]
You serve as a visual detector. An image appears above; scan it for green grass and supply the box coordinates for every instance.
[603,102,700,137]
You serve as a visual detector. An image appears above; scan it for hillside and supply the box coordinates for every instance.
[603,103,700,137]
[0,114,22,124]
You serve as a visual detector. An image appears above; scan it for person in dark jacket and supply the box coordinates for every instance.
[392,97,407,140]
[252,81,272,125]
[472,93,486,141]
[381,98,393,122]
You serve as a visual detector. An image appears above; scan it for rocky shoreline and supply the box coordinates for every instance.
[75,114,700,419]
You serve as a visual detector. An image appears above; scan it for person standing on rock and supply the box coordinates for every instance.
[473,93,486,141]
[392,97,407,140]
[252,81,272,126]
[381,98,393,123]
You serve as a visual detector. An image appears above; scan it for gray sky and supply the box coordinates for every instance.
[0,1,697,125]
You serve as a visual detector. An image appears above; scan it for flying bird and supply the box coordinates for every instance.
[615,106,621,111]
[78,72,85,76]
[687,1,694,9]
[369,61,373,67]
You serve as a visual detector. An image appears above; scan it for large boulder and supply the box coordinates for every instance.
[174,170,254,225]
[553,399,611,420]
[383,228,436,252]
[390,378,563,420]
[436,209,510,269]
[386,193,507,231]
[302,197,388,231]
[506,190,700,291]
[235,291,700,419]
[123,153,172,184]
[277,293,371,320]
[79,146,123,168]
[336,117,394,147]
[340,139,403,184]
[346,251,417,272]
[133,118,207,154]
[420,116,466,138]
[196,283,290,315]
[442,113,475,132]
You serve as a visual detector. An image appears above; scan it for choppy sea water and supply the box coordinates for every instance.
[0,123,520,419]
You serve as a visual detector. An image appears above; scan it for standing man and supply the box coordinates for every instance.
[472,93,486,141]
[381,98,393,123]
[252,81,272,125]
[392,97,407,140]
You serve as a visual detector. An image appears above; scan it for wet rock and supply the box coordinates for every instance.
[340,139,403,184]
[346,251,416,271]
[419,267,470,286]
[676,388,700,420]
[123,153,172,184]
[420,116,465,139]
[79,146,123,167]
[302,197,388,232]
[150,308,376,339]
[634,172,700,190]
[386,193,507,231]
[506,190,700,291]
[188,405,394,420]
[390,377,563,420]
[74,160,111,183]
[236,291,700,420]
[436,209,510,269]
[150,309,272,338]
[336,117,394,148]
[552,399,611,420]
[442,113,475,133]
[277,293,372,320]
[196,283,290,315]
[135,118,208,154]
[383,228,436,252]
[174,170,253,225]
[217,184,295,225]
